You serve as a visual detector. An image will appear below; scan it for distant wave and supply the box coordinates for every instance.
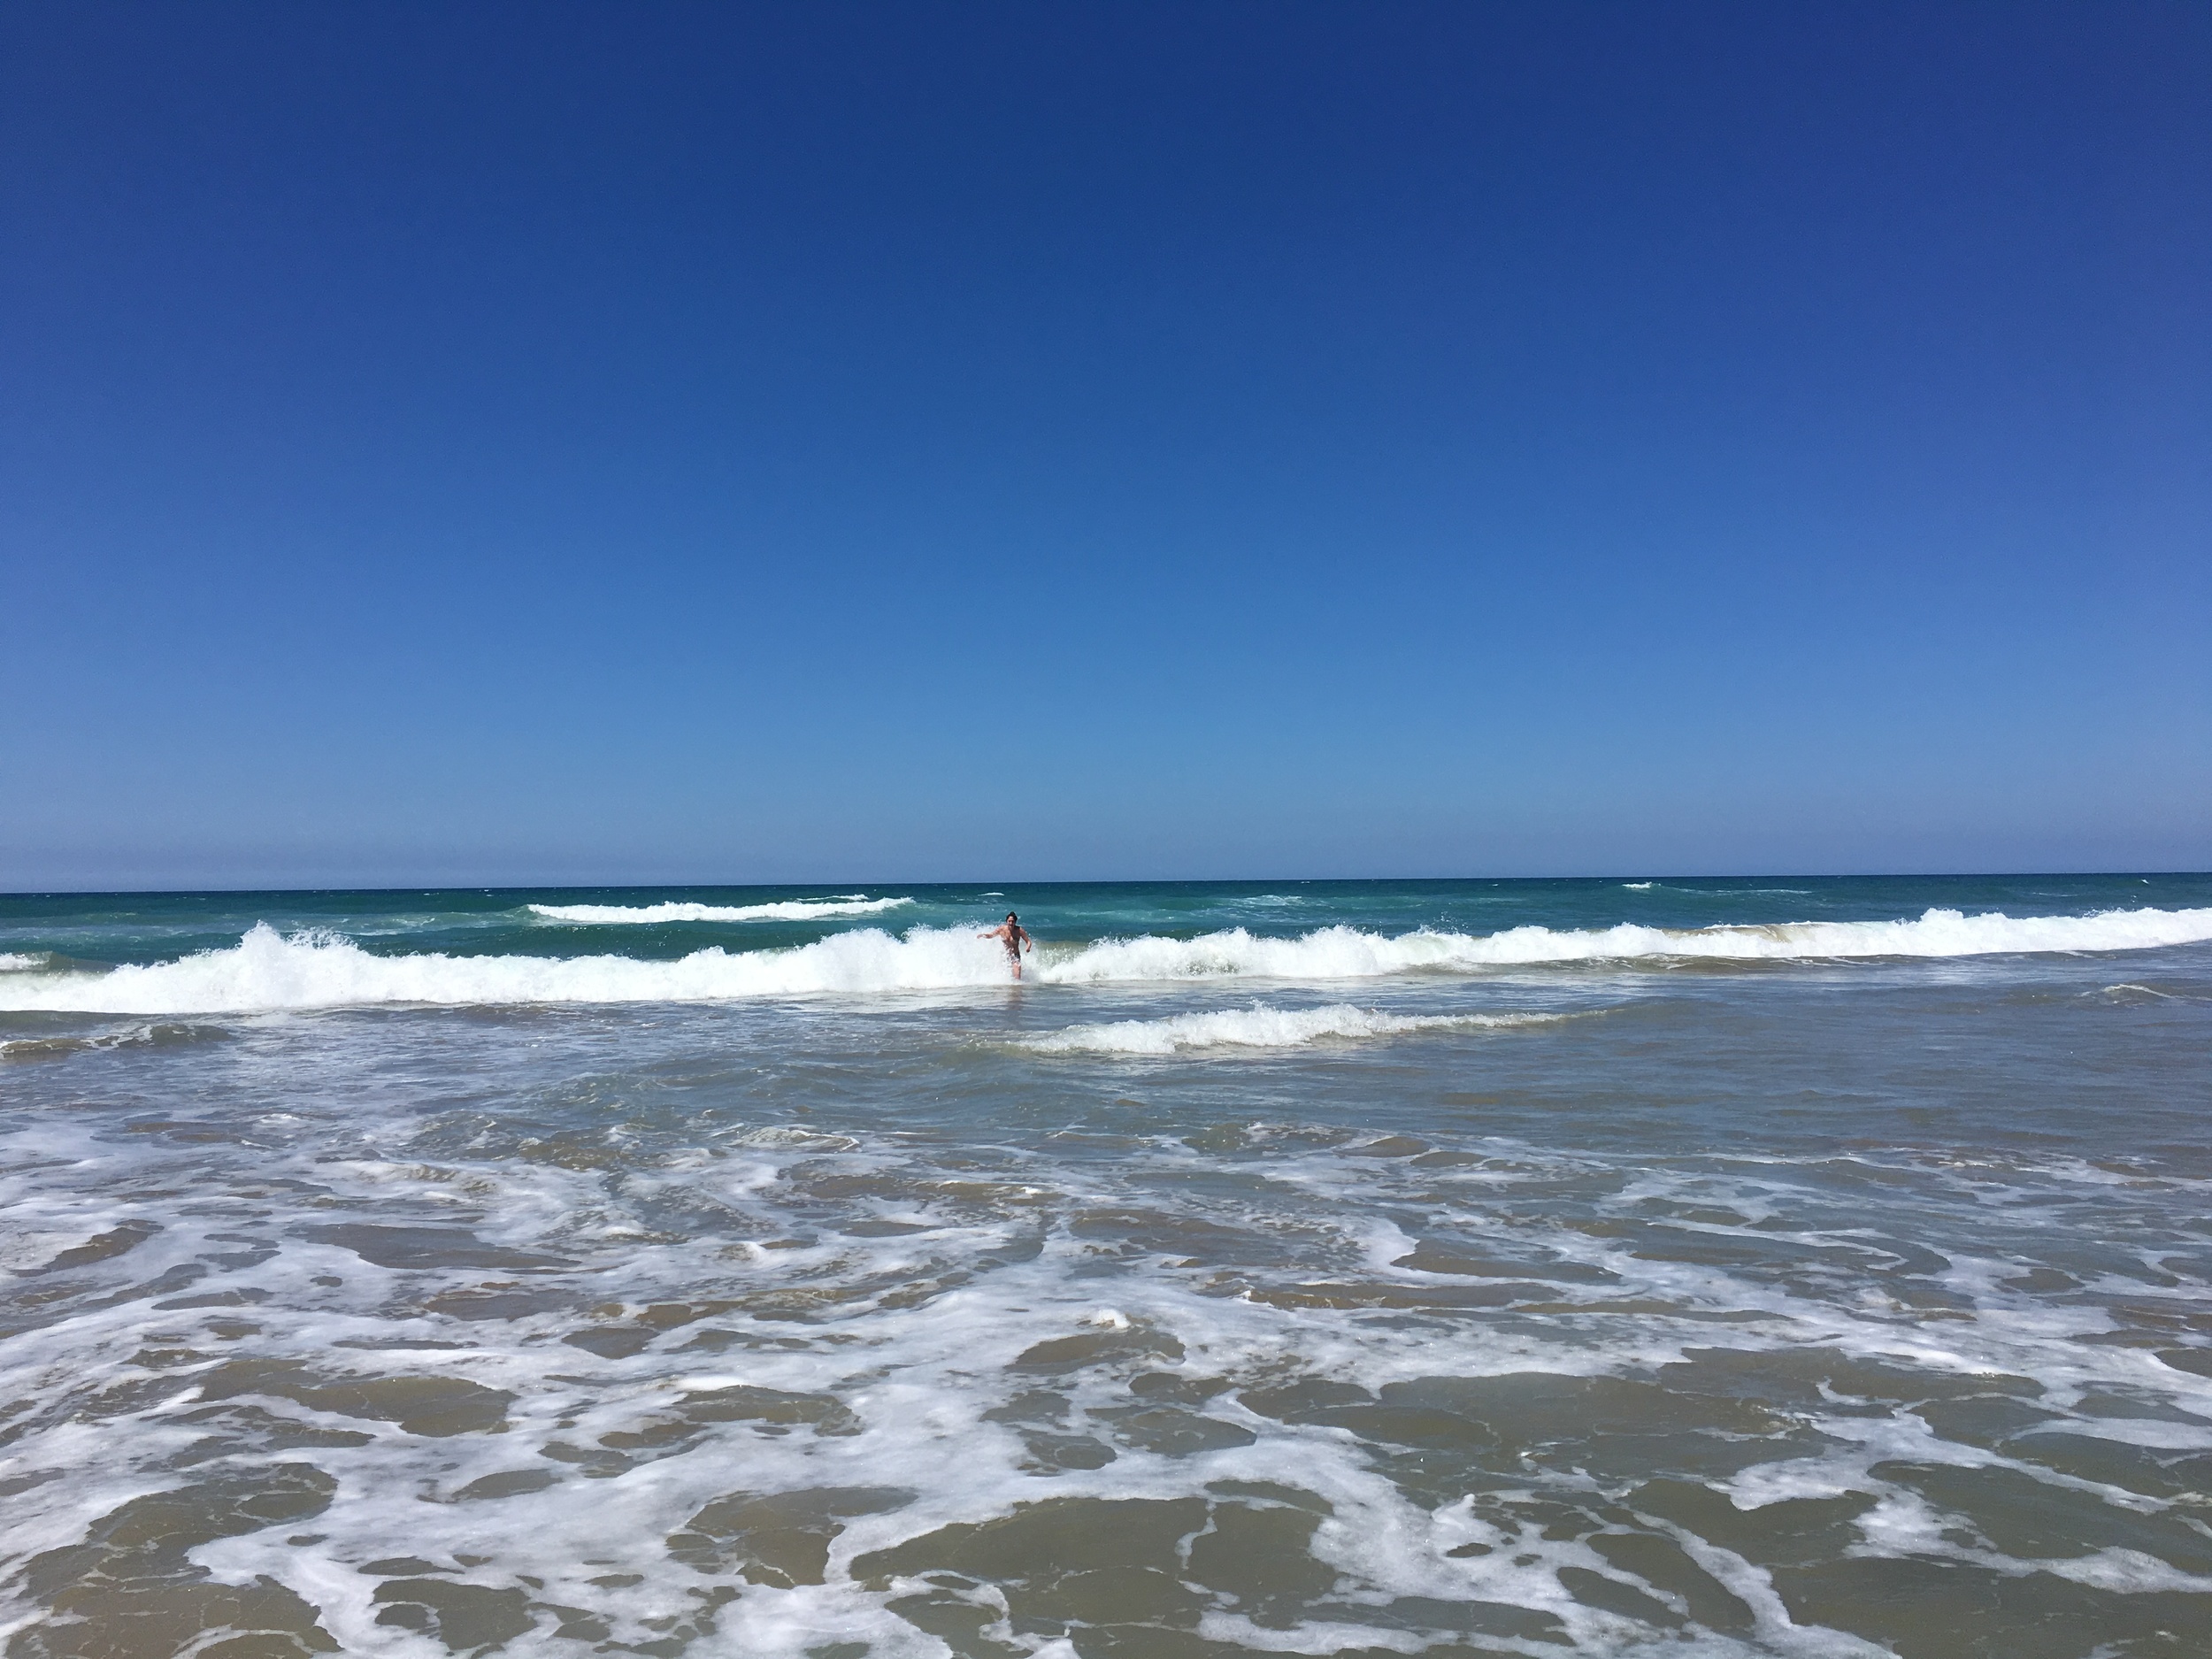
[1,907,2206,1014]
[1623,882,1810,895]
[1013,1004,1566,1056]
[529,896,911,925]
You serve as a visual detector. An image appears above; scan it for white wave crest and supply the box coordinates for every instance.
[1,906,2205,1015]
[0,924,1017,1014]
[0,952,50,972]
[1038,907,2212,981]
[529,895,912,925]
[1015,1004,1564,1056]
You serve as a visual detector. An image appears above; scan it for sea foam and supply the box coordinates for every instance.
[1041,906,2212,979]
[529,895,911,924]
[1015,1004,1566,1055]
[2,906,2206,1015]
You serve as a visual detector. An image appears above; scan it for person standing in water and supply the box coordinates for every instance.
[980,911,1033,979]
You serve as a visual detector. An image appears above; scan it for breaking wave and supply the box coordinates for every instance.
[0,906,2206,1014]
[529,895,910,925]
[1036,906,2212,981]
[0,952,50,972]
[1013,1004,1567,1056]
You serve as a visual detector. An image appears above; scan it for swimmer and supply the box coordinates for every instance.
[979,911,1033,979]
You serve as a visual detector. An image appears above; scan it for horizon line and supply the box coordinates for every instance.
[3,869,2204,901]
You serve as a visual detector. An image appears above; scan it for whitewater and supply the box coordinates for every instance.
[529,895,911,924]
[4,873,2211,1659]
[2,902,2208,1015]
[1013,1003,1577,1055]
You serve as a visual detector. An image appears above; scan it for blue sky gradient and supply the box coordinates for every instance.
[4,1,2207,887]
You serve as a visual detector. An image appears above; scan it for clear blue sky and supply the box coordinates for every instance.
[4,1,2207,889]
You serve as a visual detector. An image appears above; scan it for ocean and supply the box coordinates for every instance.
[3,873,2210,1659]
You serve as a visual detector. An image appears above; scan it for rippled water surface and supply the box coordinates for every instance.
[3,876,2211,1658]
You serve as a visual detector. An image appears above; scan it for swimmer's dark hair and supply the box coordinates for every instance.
[1007,911,1018,922]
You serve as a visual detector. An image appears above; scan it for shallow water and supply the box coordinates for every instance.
[3,876,2210,1657]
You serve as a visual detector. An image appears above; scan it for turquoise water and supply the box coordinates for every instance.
[4,872,2204,971]
[4,874,2211,1657]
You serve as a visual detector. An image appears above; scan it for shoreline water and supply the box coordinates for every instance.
[3,874,2210,1656]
